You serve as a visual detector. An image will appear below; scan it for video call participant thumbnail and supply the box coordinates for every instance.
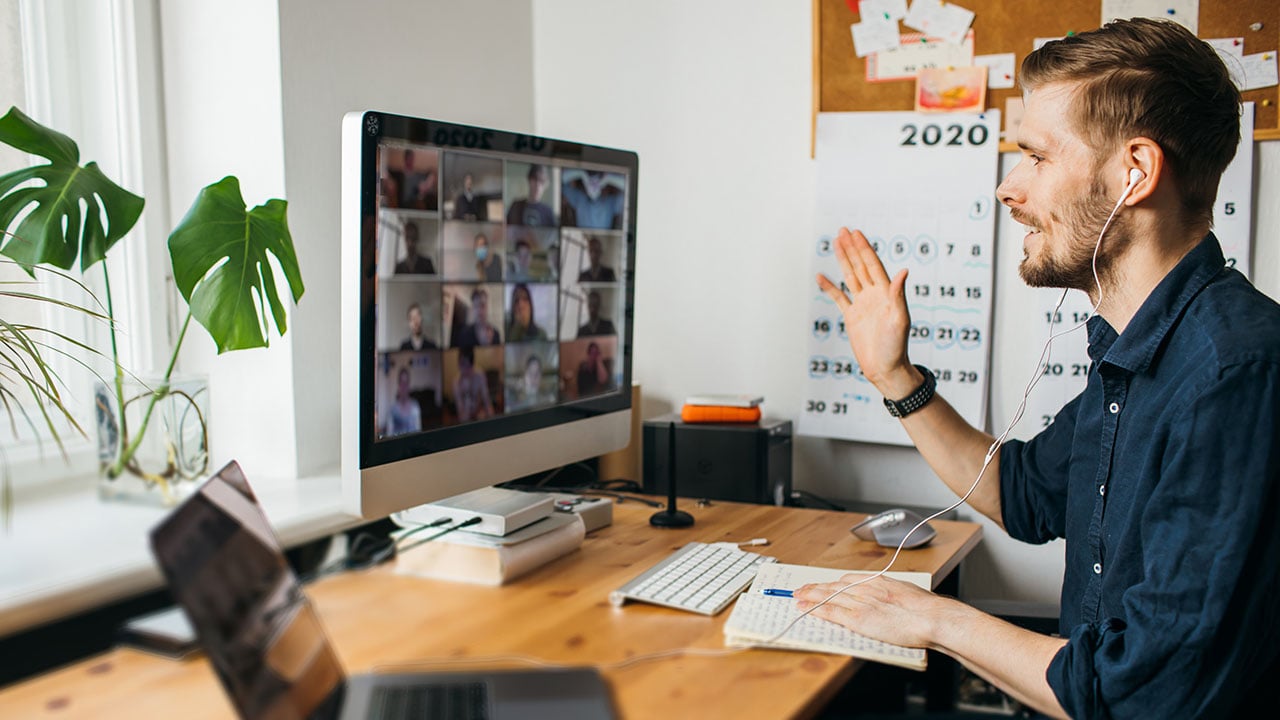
[561,169,625,230]
[446,345,502,423]
[506,163,556,227]
[384,147,439,211]
[506,283,557,343]
[451,285,502,348]
[394,220,436,275]
[505,342,559,412]
[577,289,617,338]
[562,337,618,399]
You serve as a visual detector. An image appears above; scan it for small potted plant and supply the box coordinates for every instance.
[0,106,305,505]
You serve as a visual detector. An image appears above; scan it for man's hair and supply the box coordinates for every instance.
[1021,17,1240,222]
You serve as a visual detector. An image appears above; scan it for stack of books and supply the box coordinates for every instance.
[681,394,763,423]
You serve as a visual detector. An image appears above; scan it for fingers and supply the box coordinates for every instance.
[816,273,851,312]
[835,228,869,292]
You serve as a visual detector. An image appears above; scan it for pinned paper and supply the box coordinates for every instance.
[1238,51,1278,91]
[1207,39,1248,89]
[1033,37,1064,51]
[916,66,988,113]
[903,1,975,46]
[1004,97,1026,142]
[852,17,902,58]
[1205,37,1245,59]
[1101,0,1199,35]
[867,31,975,82]
[975,53,1017,89]
[859,0,908,21]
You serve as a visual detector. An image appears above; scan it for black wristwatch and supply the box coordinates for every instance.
[883,365,936,418]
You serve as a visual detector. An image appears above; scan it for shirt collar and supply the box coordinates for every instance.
[1089,233,1226,374]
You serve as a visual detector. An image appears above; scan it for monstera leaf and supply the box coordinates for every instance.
[0,107,144,271]
[168,177,305,353]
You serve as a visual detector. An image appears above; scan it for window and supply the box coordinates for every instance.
[1,0,172,484]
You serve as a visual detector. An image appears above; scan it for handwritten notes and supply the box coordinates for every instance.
[723,563,930,670]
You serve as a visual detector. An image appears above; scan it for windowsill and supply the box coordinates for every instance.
[0,469,363,639]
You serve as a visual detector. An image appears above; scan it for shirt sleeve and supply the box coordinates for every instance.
[1000,391,1085,544]
[1046,361,1280,719]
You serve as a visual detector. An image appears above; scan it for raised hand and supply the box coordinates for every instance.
[815,227,918,397]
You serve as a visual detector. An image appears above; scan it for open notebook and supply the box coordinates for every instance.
[723,563,931,671]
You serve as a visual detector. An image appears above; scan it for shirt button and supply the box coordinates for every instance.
[1099,485,1106,497]
[1093,562,1102,575]
[1109,402,1120,414]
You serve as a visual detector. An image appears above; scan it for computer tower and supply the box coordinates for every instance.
[642,415,792,506]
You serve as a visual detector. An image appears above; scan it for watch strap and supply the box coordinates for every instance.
[883,365,937,418]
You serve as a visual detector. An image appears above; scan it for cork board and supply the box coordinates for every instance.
[813,0,1280,152]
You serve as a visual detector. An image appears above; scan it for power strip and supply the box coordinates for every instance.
[546,493,613,533]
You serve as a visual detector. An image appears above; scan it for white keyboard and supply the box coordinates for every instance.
[609,541,776,615]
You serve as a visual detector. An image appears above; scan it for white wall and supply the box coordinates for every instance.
[531,0,1280,613]
[158,0,295,480]
[276,0,536,478]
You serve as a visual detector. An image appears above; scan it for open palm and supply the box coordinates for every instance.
[815,227,912,391]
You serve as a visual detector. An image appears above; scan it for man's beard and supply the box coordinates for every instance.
[1017,178,1131,292]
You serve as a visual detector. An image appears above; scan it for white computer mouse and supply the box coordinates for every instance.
[850,508,937,549]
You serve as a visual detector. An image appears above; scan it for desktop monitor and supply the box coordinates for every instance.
[341,111,638,518]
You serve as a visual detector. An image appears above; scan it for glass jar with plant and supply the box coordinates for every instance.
[0,106,304,505]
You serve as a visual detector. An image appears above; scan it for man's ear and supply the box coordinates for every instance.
[1122,138,1163,206]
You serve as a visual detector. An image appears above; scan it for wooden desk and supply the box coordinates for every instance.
[0,499,981,719]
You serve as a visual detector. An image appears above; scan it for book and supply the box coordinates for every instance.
[393,512,585,586]
[722,562,931,671]
[680,405,763,424]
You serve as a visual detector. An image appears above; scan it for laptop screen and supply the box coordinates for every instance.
[150,462,345,720]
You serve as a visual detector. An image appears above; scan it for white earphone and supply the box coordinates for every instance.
[1119,168,1145,203]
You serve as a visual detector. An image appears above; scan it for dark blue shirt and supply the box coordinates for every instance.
[1000,235,1280,718]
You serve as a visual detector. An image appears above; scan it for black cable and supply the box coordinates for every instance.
[577,489,664,508]
[392,516,483,557]
[300,518,453,584]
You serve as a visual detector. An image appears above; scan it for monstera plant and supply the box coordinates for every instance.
[0,105,304,504]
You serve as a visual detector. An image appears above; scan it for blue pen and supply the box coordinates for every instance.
[762,588,793,598]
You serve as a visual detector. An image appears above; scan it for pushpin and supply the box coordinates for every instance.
[1250,22,1264,32]
[1234,39,1242,46]
[1066,31,1075,37]
[1266,53,1275,61]
[1263,99,1273,107]
[1166,8,1176,15]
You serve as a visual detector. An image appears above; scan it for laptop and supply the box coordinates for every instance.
[149,461,615,720]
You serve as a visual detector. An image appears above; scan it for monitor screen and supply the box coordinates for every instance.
[341,111,637,518]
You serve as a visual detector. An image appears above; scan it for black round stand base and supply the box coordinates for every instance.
[649,508,695,528]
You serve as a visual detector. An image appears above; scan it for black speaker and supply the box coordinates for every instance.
[642,415,792,506]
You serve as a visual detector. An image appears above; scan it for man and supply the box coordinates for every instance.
[399,303,436,351]
[452,346,494,422]
[805,19,1280,718]
[395,148,435,210]
[577,235,617,282]
[393,222,435,275]
[506,164,555,227]
[453,172,486,221]
[561,170,624,229]
[576,341,613,397]
[452,287,501,348]
[509,238,535,282]
[577,290,616,337]
[473,232,502,282]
